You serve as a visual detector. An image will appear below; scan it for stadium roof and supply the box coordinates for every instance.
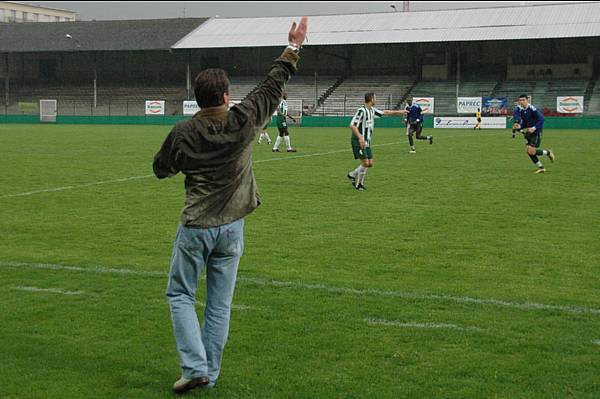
[0,18,207,52]
[173,2,600,49]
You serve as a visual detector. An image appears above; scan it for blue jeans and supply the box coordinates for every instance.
[166,218,245,386]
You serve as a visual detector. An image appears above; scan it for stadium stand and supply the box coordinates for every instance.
[314,76,415,116]
[586,78,600,115]
[1,3,599,118]
[494,79,590,115]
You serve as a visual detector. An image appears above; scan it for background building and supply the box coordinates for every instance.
[0,1,76,23]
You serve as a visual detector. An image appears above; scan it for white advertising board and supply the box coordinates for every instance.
[183,101,200,115]
[556,96,584,113]
[433,116,506,129]
[145,100,165,115]
[457,97,482,114]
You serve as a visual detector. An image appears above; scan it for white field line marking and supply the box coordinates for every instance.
[2,260,600,317]
[253,141,401,164]
[0,260,166,277]
[593,340,600,346]
[365,318,485,332]
[0,175,154,199]
[0,141,400,199]
[239,276,600,316]
[12,285,83,296]
[0,129,490,199]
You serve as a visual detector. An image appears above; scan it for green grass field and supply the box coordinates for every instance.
[1,123,599,398]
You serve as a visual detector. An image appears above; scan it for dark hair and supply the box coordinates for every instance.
[194,68,230,108]
[365,92,375,103]
[519,94,528,99]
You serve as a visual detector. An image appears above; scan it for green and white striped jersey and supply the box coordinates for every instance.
[278,99,288,117]
[350,106,384,144]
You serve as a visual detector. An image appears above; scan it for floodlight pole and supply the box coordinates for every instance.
[186,51,191,100]
[314,71,318,108]
[456,45,460,104]
[93,67,97,109]
[4,53,9,107]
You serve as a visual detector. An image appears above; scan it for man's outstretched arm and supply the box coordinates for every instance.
[235,17,308,128]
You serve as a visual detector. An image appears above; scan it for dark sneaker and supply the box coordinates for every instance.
[428,136,433,145]
[347,173,356,186]
[287,148,297,152]
[355,183,366,191]
[272,148,280,152]
[173,376,210,394]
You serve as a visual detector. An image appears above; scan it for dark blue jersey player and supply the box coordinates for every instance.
[513,94,556,173]
[404,97,432,154]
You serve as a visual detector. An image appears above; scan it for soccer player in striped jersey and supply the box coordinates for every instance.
[272,92,297,152]
[347,92,407,191]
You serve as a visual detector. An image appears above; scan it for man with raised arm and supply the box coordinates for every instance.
[153,17,308,394]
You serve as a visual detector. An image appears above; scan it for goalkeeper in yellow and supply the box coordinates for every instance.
[474,108,482,130]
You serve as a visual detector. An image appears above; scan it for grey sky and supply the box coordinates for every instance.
[27,1,578,20]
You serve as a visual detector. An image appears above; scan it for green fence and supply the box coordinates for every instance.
[2,114,600,128]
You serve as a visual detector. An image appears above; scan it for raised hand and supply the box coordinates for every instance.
[288,16,308,48]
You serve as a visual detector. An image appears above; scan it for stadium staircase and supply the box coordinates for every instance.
[316,76,346,108]
[583,76,598,113]
[394,78,421,109]
[586,75,600,115]
[313,75,414,116]
[489,74,505,98]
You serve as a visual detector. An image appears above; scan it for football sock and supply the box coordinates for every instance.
[284,136,292,149]
[536,149,549,156]
[273,136,282,150]
[408,135,414,147]
[358,167,368,185]
[349,165,362,178]
[529,154,539,164]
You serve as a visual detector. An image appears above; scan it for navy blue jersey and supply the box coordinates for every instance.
[405,103,424,124]
[516,104,544,130]
[512,106,522,122]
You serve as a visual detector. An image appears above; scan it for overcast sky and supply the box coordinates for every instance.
[26,1,579,20]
